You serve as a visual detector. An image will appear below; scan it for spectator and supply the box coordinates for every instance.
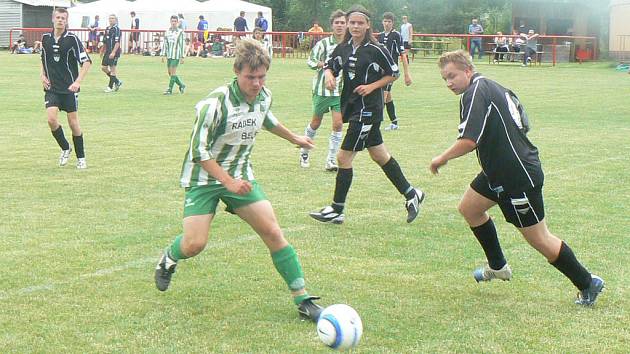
[255,11,268,32]
[129,11,140,54]
[400,15,413,56]
[308,20,324,33]
[88,15,100,53]
[253,27,272,60]
[197,15,208,43]
[468,18,484,59]
[521,28,539,67]
[234,11,249,33]
[11,34,27,53]
[493,31,509,63]
[509,29,524,61]
[210,35,225,57]
[178,14,187,31]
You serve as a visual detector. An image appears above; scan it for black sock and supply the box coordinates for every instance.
[51,126,70,150]
[72,134,85,159]
[108,74,114,88]
[551,241,592,290]
[111,75,119,85]
[332,168,353,211]
[385,101,397,123]
[471,218,506,270]
[381,157,412,196]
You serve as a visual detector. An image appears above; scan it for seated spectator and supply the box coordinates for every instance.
[151,38,162,56]
[493,31,509,63]
[210,35,225,57]
[224,36,240,57]
[510,29,524,59]
[11,34,27,54]
[12,35,41,54]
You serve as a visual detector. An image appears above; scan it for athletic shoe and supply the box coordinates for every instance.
[103,87,114,93]
[405,189,425,223]
[473,263,513,282]
[300,153,310,168]
[76,158,87,169]
[155,250,178,291]
[59,147,72,166]
[309,206,344,224]
[575,274,604,306]
[325,159,338,172]
[297,296,323,322]
[163,90,173,95]
[384,123,399,131]
[493,59,499,64]
[114,80,123,91]
[179,84,186,94]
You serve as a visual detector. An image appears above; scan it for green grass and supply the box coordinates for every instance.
[1,52,629,353]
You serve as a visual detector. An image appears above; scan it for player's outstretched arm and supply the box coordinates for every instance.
[269,124,315,150]
[430,138,477,175]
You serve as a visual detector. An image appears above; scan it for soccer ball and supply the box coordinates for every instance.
[316,304,363,350]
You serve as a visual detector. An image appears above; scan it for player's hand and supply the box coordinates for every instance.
[404,74,413,86]
[294,136,315,150]
[353,84,374,96]
[429,155,448,175]
[109,53,115,59]
[41,75,51,90]
[325,75,336,91]
[317,61,324,69]
[224,179,252,195]
[68,82,80,92]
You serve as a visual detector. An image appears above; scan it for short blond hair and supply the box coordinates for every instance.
[438,50,475,71]
[233,39,270,72]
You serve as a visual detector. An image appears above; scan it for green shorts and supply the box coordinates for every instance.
[167,59,180,68]
[312,94,341,117]
[183,181,267,217]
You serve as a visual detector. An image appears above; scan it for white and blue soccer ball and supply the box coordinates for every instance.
[316,304,363,350]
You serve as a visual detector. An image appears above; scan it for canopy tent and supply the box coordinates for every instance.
[68,0,272,32]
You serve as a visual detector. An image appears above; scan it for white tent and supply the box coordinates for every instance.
[68,0,272,32]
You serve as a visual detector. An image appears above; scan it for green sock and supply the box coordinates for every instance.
[174,75,184,87]
[167,234,189,261]
[271,245,307,304]
[168,76,175,91]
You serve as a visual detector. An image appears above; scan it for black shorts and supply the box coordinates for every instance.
[341,120,383,151]
[131,32,139,41]
[45,91,78,113]
[403,41,411,50]
[470,172,545,228]
[102,52,120,66]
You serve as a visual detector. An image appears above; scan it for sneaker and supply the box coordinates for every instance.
[103,87,114,93]
[297,296,323,322]
[163,90,173,95]
[59,147,72,166]
[114,80,123,91]
[179,84,186,94]
[493,59,499,64]
[575,274,604,306]
[76,158,87,169]
[309,206,344,224]
[521,63,527,67]
[325,159,338,172]
[405,189,425,223]
[526,57,532,65]
[384,123,399,131]
[154,251,178,291]
[300,153,310,168]
[473,263,513,282]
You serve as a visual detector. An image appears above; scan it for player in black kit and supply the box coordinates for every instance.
[430,50,603,306]
[310,5,425,225]
[40,7,92,169]
[102,14,122,92]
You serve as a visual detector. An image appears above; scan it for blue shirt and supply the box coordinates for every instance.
[197,20,208,31]
[468,23,483,40]
[255,17,268,31]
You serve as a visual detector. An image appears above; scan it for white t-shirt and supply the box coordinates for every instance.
[400,23,412,42]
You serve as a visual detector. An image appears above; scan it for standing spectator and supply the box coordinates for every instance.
[102,14,122,93]
[253,27,272,60]
[431,50,604,306]
[41,8,92,169]
[128,11,140,54]
[162,15,186,95]
[178,14,187,31]
[88,15,99,53]
[521,28,539,67]
[197,15,208,43]
[309,5,425,225]
[493,31,509,63]
[468,18,484,59]
[234,11,249,33]
[308,20,324,33]
[255,11,268,32]
[400,15,413,56]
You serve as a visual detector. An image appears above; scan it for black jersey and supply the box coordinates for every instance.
[459,73,543,192]
[103,24,121,54]
[325,39,399,124]
[377,30,404,64]
[41,30,91,94]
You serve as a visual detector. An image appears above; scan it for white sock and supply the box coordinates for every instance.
[328,131,342,161]
[301,124,317,154]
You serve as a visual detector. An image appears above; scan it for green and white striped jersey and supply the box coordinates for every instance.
[180,79,279,187]
[162,27,185,60]
[307,35,342,97]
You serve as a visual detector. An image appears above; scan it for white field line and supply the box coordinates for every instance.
[0,225,308,301]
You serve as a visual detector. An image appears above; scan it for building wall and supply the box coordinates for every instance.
[0,0,23,47]
[609,3,630,52]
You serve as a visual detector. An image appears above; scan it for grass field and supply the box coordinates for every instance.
[1,51,629,353]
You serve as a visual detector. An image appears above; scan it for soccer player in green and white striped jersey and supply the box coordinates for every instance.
[300,10,346,171]
[162,15,186,95]
[155,39,325,322]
